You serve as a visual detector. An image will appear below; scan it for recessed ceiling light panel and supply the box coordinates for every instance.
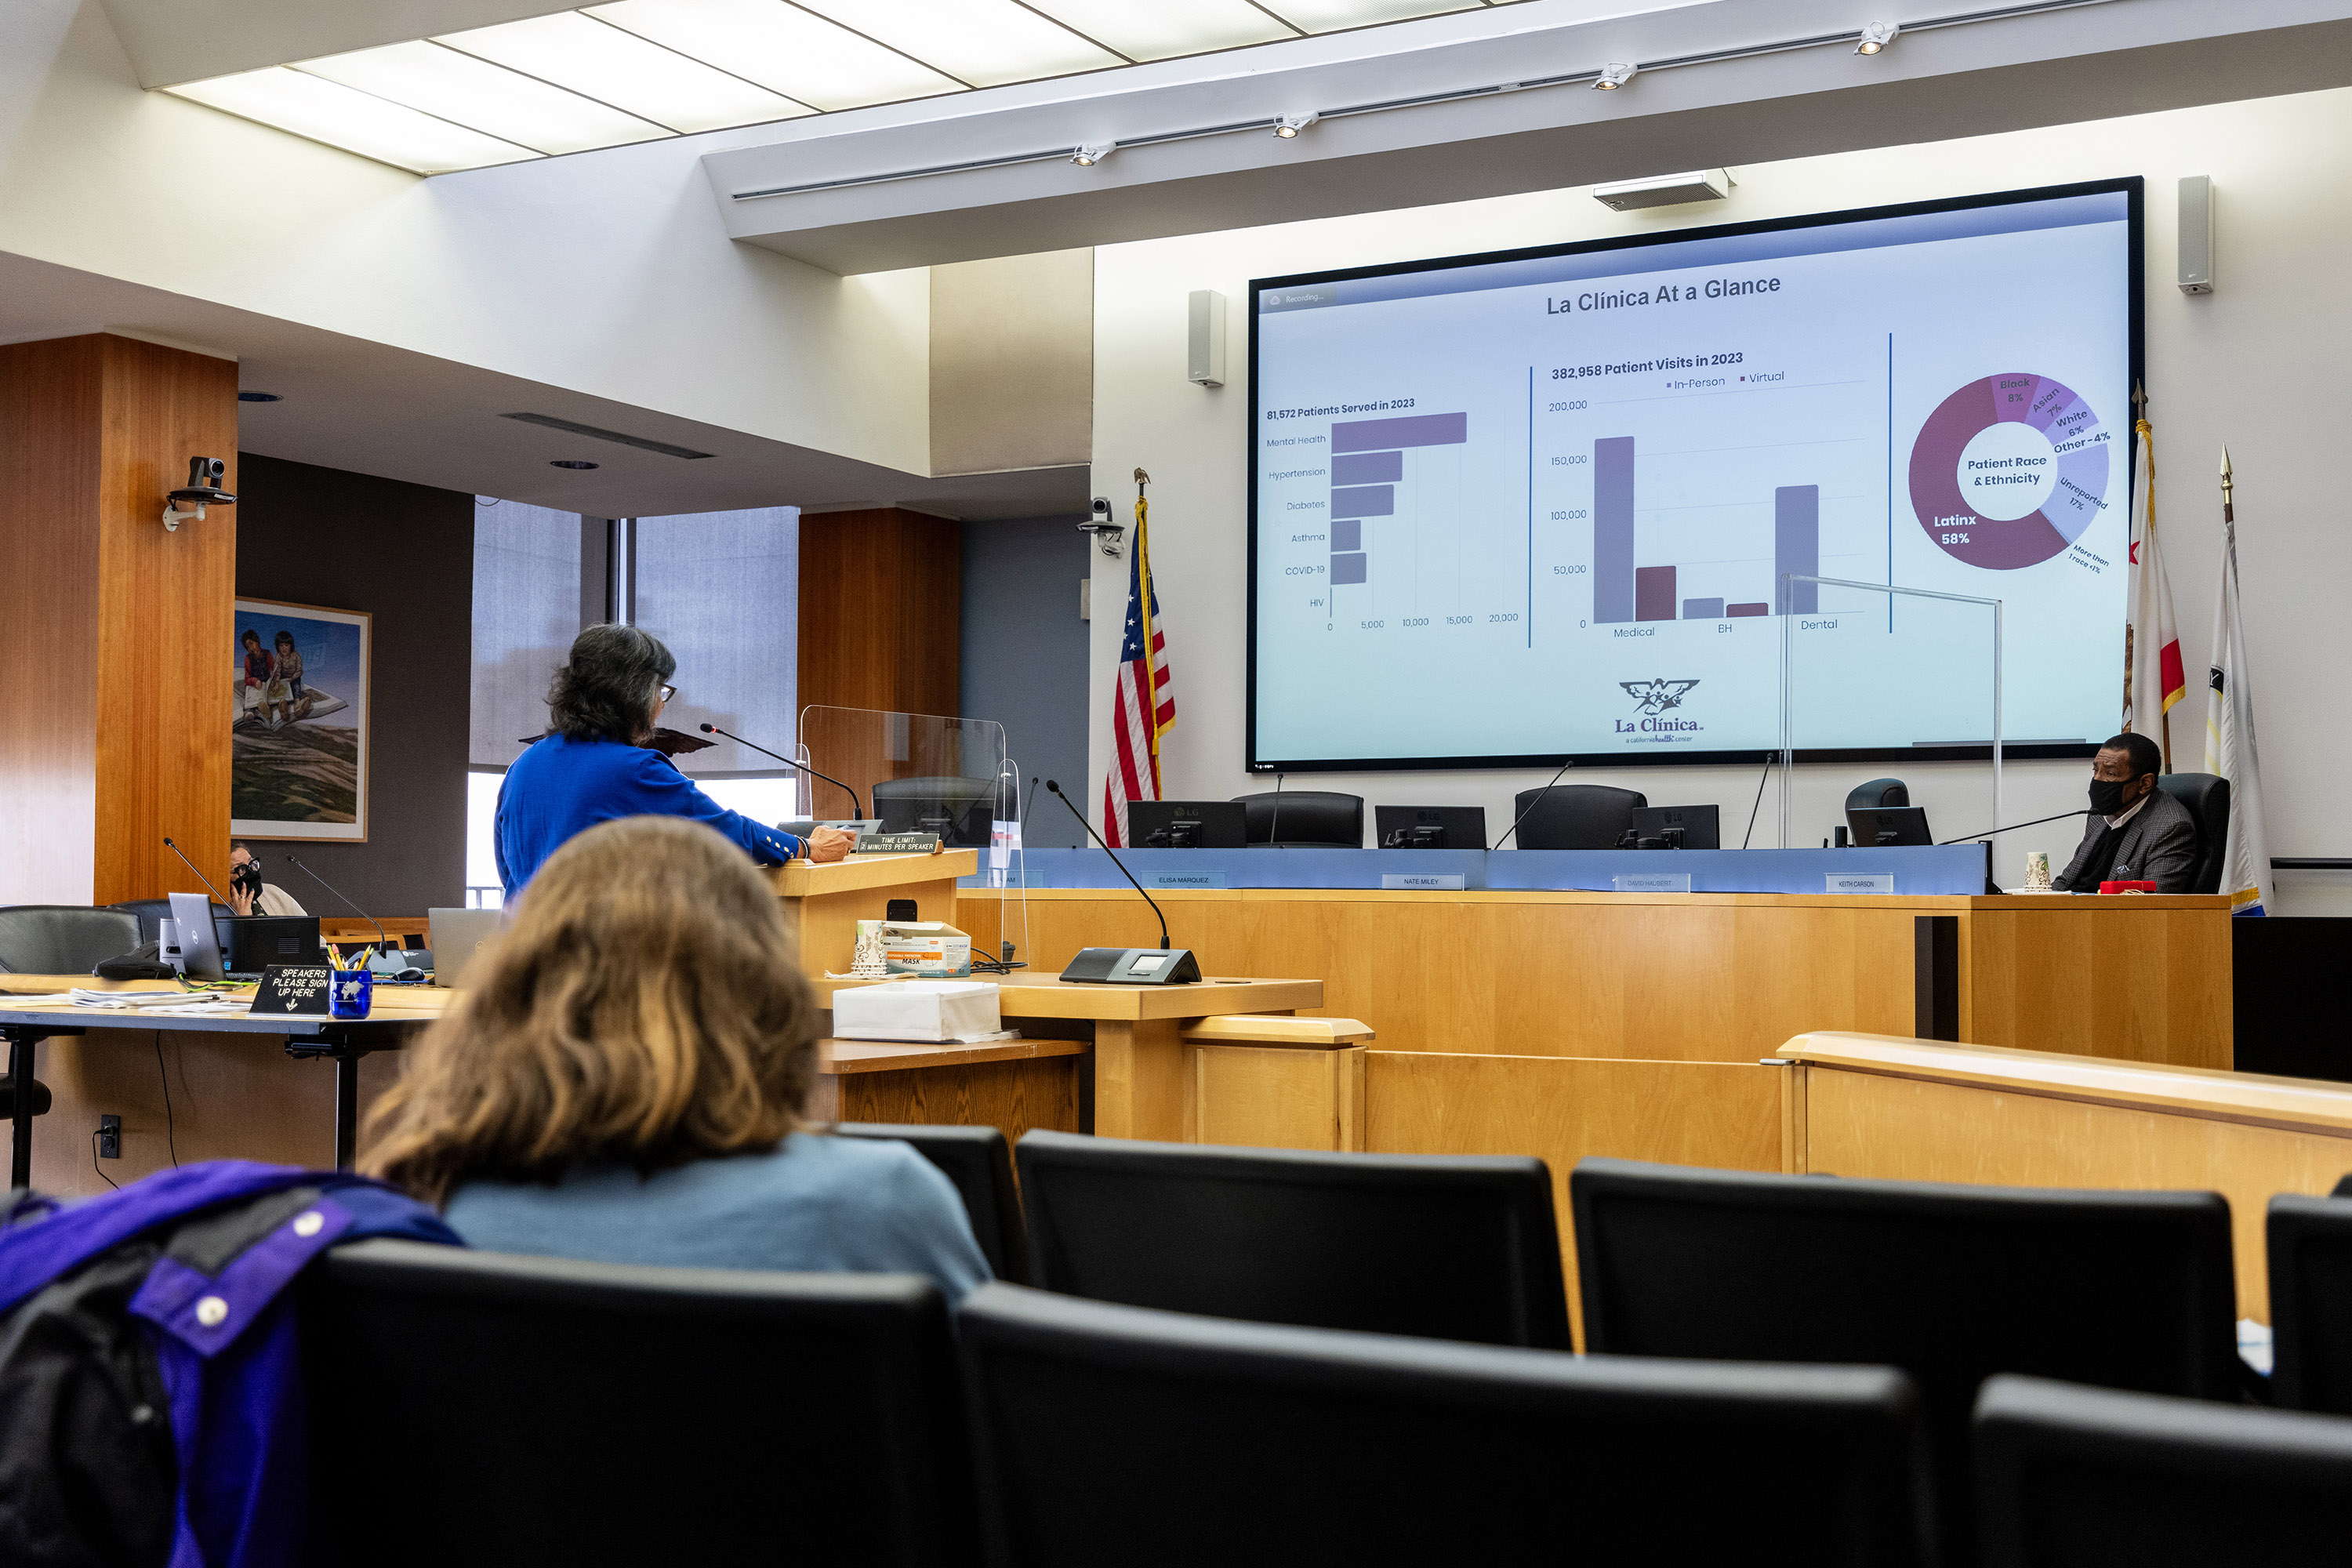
[586,0,964,111]
[167,67,542,173]
[1254,0,1474,32]
[299,39,670,155]
[793,0,1121,88]
[437,11,810,133]
[1022,0,1294,62]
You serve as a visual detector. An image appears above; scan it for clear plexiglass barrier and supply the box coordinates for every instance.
[796,706,1023,963]
[1777,575,2002,851]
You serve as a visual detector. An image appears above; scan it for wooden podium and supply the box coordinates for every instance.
[764,849,978,978]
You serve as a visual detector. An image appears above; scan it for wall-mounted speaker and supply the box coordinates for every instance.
[2178,175,2214,295]
[1187,289,1226,387]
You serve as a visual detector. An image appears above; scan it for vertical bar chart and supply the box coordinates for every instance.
[1327,412,1467,588]
[1775,485,1820,615]
[1582,437,1829,624]
[1592,436,1636,623]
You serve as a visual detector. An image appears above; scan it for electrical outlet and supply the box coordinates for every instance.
[97,1114,122,1160]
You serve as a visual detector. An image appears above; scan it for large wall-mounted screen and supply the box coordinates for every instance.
[1247,179,2143,771]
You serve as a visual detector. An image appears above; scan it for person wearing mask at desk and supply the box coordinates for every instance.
[2052,731,2198,892]
[227,842,307,916]
[365,815,989,1300]
[495,624,854,898]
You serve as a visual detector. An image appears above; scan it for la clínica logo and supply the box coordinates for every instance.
[1617,678,1703,736]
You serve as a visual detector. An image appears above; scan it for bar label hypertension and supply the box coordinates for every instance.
[1250,186,2134,768]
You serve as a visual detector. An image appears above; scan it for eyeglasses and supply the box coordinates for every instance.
[657,683,677,703]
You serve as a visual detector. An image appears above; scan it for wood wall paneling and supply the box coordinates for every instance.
[1364,1051,1787,1346]
[0,333,235,906]
[0,338,103,903]
[798,506,964,813]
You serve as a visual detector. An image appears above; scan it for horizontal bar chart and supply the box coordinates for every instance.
[1329,411,1468,593]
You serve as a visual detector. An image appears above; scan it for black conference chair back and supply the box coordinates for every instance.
[1015,1130,1570,1348]
[302,1240,972,1568]
[1572,1158,2238,1566]
[834,1121,1029,1283]
[2154,772,2231,895]
[0,906,142,974]
[1975,1374,2352,1566]
[1510,783,1647,849]
[1232,789,1363,847]
[957,1282,1935,1568]
[2264,1192,2352,1413]
[107,897,234,947]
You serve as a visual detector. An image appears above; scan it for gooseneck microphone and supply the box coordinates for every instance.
[1938,808,2092,845]
[1494,760,1575,849]
[161,837,231,906]
[1044,779,1170,953]
[1267,772,1285,847]
[698,723,865,821]
[284,855,390,950]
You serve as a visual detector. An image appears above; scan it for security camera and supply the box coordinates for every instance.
[1076,495,1125,556]
[162,455,236,531]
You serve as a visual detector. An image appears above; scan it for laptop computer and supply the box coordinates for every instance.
[429,907,503,988]
[167,891,227,982]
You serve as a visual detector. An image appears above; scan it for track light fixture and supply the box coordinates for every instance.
[1273,112,1318,139]
[1071,142,1113,167]
[1855,20,1898,53]
[1593,61,1637,90]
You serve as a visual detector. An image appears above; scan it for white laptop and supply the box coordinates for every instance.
[428,908,503,988]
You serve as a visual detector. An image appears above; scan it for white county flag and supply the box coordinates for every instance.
[2125,413,2185,764]
[2205,459,2270,916]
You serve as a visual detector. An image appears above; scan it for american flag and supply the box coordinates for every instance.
[1102,512,1174,848]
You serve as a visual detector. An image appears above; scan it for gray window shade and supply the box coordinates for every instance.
[633,508,797,777]
[470,498,582,768]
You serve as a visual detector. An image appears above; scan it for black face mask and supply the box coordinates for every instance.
[2088,777,2129,817]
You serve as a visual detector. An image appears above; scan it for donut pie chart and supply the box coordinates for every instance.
[1908,373,2111,569]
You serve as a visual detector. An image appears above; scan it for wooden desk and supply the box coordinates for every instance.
[769,851,975,978]
[960,888,2232,1069]
[811,976,1341,1149]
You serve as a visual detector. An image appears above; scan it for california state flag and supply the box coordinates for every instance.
[2124,409,2185,764]
[2206,454,2271,916]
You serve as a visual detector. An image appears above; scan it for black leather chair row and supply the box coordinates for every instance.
[303,1240,1939,1568]
[1225,785,1659,849]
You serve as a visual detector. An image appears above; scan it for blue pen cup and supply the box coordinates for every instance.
[329,968,375,1019]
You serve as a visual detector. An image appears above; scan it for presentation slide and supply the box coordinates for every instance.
[1249,180,2140,769]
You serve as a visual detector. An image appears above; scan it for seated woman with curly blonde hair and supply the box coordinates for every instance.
[363,815,988,1299]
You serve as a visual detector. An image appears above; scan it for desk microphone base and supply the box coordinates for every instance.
[1059,948,1202,985]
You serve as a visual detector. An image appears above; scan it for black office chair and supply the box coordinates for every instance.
[834,1122,1028,1283]
[0,906,142,975]
[873,775,1000,848]
[1975,1374,2352,1566]
[1232,790,1363,848]
[1015,1130,1570,1348]
[107,897,233,946]
[1508,784,1646,849]
[1848,777,1911,811]
[302,1240,973,1567]
[2155,772,2231,895]
[1572,1157,2240,1567]
[957,1282,1935,1567]
[2264,1193,2352,1414]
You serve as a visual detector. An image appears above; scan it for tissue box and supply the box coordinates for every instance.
[833,980,1001,1043]
[880,920,973,978]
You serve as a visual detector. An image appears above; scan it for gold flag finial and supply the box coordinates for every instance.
[2220,447,2234,496]
[1134,467,1149,487]
[2132,380,2147,416]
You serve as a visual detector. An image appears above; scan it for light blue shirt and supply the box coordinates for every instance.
[442,1133,991,1301]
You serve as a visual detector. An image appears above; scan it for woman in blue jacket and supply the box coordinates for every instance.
[495,624,852,898]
